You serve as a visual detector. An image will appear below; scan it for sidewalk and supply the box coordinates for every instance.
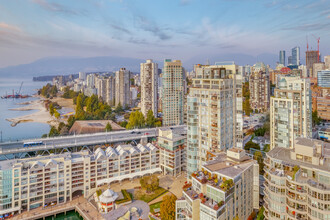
[12,196,104,220]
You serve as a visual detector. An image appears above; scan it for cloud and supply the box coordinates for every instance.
[180,0,192,6]
[282,22,330,31]
[135,15,171,40]
[31,0,82,15]
[110,24,132,34]
[0,22,21,32]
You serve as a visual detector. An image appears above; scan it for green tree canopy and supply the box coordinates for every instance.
[145,110,156,128]
[160,195,177,220]
[115,102,123,113]
[49,103,54,116]
[312,110,322,127]
[126,111,145,129]
[86,94,99,113]
[105,122,112,132]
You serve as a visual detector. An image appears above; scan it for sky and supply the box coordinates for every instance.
[0,0,329,68]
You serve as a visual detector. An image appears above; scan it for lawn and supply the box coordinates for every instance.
[134,187,167,203]
[149,201,162,214]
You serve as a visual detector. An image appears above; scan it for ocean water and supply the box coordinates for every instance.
[36,210,83,220]
[0,78,50,142]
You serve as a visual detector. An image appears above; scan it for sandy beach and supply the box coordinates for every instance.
[6,98,59,127]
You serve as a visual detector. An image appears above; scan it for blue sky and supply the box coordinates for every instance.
[0,0,329,68]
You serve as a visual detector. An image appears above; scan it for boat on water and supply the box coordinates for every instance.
[1,81,31,99]
[1,94,31,99]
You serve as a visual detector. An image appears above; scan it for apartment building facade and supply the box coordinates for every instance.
[0,144,160,217]
[186,63,239,177]
[140,59,158,118]
[263,138,330,220]
[115,68,131,107]
[249,71,270,112]
[157,127,186,176]
[176,148,259,220]
[270,76,312,149]
[162,59,185,126]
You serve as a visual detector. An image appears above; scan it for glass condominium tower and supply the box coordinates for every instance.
[279,50,286,66]
[270,76,312,149]
[162,59,185,126]
[187,63,238,177]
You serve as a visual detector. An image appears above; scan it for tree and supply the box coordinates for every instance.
[119,121,128,128]
[312,110,322,127]
[49,103,54,116]
[126,111,145,129]
[75,93,85,113]
[139,175,159,193]
[86,94,99,113]
[115,102,123,113]
[254,151,264,175]
[48,126,59,137]
[160,194,177,220]
[263,144,270,152]
[105,122,112,132]
[59,125,69,135]
[244,140,260,151]
[50,85,57,97]
[145,110,156,128]
[54,111,60,119]
[67,115,76,128]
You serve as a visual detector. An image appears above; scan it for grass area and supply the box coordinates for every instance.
[115,189,133,205]
[134,187,167,203]
[149,201,162,214]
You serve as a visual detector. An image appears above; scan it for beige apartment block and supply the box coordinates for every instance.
[176,148,259,220]
[157,127,186,176]
[187,63,242,177]
[249,71,270,112]
[115,68,131,107]
[0,144,160,217]
[264,138,330,220]
[140,59,158,117]
[162,59,185,126]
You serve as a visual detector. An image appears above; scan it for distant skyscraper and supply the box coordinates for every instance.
[162,59,184,126]
[270,76,312,149]
[306,50,319,77]
[292,46,300,66]
[106,76,115,106]
[115,68,131,107]
[79,72,86,80]
[288,56,293,66]
[140,59,158,118]
[279,50,286,66]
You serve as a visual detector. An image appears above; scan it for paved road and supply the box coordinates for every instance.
[0,125,186,155]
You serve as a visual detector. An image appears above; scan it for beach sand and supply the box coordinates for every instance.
[6,99,59,127]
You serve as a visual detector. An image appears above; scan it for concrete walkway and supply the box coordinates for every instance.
[12,196,104,220]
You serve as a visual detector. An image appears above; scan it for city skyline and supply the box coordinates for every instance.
[0,0,329,68]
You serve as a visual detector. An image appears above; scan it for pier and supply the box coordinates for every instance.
[12,197,104,220]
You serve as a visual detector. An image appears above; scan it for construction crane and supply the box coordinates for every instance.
[312,34,320,62]
[306,35,309,51]
[16,82,23,96]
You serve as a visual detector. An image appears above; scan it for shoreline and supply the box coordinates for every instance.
[6,95,75,128]
[6,98,59,127]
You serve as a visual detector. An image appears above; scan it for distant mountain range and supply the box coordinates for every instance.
[0,53,283,78]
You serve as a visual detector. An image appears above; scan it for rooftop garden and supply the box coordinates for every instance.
[191,170,234,193]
